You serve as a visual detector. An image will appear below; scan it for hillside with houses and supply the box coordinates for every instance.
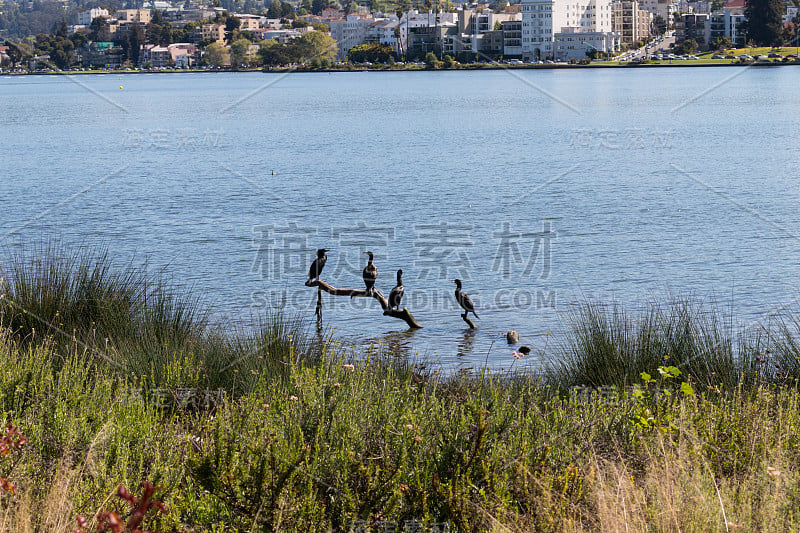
[0,0,797,70]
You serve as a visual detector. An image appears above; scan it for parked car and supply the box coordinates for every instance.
[737,54,753,60]
[712,54,725,59]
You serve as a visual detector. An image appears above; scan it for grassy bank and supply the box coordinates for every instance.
[0,243,799,531]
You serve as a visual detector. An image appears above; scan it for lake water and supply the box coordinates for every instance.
[2,68,800,370]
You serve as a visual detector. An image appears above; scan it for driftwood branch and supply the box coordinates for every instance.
[305,279,422,329]
[460,313,476,329]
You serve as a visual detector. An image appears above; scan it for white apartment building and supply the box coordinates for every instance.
[521,0,618,61]
[78,7,109,26]
[329,15,374,60]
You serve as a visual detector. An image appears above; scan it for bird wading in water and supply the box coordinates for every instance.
[362,251,378,295]
[388,269,404,311]
[453,279,478,319]
[307,249,328,284]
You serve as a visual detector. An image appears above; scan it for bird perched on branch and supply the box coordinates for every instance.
[362,251,378,295]
[388,269,404,310]
[307,248,328,283]
[453,279,478,319]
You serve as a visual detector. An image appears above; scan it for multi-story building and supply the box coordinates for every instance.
[521,0,618,61]
[366,18,400,50]
[237,15,263,31]
[117,9,152,24]
[329,15,375,59]
[198,24,226,44]
[638,0,670,24]
[612,1,652,46]
[78,8,110,26]
[396,10,458,57]
[502,19,523,57]
[705,7,745,47]
[456,8,520,57]
[675,13,708,46]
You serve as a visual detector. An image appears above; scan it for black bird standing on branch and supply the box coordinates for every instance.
[362,251,378,295]
[307,248,328,284]
[388,269,404,310]
[453,279,478,319]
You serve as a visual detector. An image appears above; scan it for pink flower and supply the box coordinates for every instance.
[512,351,524,359]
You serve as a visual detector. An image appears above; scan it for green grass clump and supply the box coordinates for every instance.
[0,241,330,396]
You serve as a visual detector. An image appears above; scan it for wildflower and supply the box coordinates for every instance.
[767,466,782,477]
[512,351,524,359]
[289,395,298,402]
[342,364,355,372]
[262,403,269,409]
[332,382,341,388]
[399,484,409,492]
[0,477,14,494]
[413,435,423,443]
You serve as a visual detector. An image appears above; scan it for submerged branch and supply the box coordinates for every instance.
[305,279,422,329]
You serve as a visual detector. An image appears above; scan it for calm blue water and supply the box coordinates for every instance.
[2,68,800,370]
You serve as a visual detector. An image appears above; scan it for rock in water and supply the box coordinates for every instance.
[506,330,519,344]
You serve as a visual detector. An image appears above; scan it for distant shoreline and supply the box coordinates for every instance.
[1,60,796,77]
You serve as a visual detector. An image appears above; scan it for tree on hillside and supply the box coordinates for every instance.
[224,16,240,43]
[311,0,328,15]
[744,0,784,46]
[267,0,283,18]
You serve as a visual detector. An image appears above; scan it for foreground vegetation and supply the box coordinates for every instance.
[0,243,799,531]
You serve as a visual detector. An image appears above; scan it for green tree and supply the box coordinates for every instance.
[442,54,455,68]
[224,16,240,43]
[424,50,439,68]
[230,37,252,67]
[281,1,295,17]
[297,30,337,62]
[205,41,230,66]
[89,16,111,42]
[673,38,698,55]
[653,15,667,35]
[268,0,283,18]
[311,0,328,15]
[744,0,784,46]
[259,38,291,65]
[710,35,732,51]
[346,42,395,63]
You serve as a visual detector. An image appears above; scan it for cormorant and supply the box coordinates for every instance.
[362,251,378,295]
[453,279,478,318]
[307,249,328,283]
[388,269,404,310]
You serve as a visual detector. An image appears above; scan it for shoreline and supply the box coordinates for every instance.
[1,59,796,77]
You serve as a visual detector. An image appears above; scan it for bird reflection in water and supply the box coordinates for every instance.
[457,329,477,358]
[367,329,418,360]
